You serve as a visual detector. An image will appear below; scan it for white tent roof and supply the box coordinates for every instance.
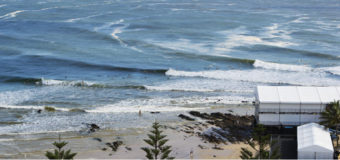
[297,87,321,103]
[257,86,340,104]
[298,123,333,152]
[277,86,300,103]
[256,86,280,103]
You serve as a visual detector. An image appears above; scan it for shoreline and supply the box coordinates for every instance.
[0,105,254,159]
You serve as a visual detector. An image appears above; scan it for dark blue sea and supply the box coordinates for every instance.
[0,0,340,136]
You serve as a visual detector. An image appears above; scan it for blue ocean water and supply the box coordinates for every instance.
[0,0,340,134]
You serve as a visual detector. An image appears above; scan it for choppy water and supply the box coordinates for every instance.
[0,0,340,135]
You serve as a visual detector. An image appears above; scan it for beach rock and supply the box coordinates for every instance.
[183,130,194,134]
[212,145,224,150]
[201,127,228,144]
[125,146,132,151]
[93,137,102,142]
[184,125,194,130]
[189,111,210,119]
[210,112,225,119]
[198,144,208,149]
[82,123,100,133]
[102,148,107,151]
[178,114,195,121]
[150,111,160,114]
[186,111,255,143]
[106,140,123,152]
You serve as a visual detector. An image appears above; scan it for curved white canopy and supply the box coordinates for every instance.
[298,123,333,153]
[257,86,340,105]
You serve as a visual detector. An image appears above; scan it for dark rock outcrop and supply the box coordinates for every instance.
[178,114,195,121]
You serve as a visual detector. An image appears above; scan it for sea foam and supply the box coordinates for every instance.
[165,68,340,86]
[145,79,254,93]
[320,66,340,76]
[216,25,296,52]
[86,96,253,113]
[253,60,312,72]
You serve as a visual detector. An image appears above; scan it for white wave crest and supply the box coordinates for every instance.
[253,60,312,72]
[0,10,25,20]
[145,85,215,92]
[39,78,95,87]
[165,68,340,86]
[0,4,7,8]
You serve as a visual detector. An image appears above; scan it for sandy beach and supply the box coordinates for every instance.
[0,105,254,159]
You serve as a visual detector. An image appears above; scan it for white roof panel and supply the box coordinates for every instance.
[277,86,300,103]
[298,123,333,152]
[257,86,340,104]
[257,86,280,103]
[317,87,340,104]
[297,87,321,104]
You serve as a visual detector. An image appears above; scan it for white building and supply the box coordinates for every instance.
[297,123,334,159]
[255,86,340,126]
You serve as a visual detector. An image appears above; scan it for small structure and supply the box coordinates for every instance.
[297,123,334,159]
[255,86,340,126]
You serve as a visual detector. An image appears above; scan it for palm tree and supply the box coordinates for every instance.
[319,100,340,151]
[240,124,280,159]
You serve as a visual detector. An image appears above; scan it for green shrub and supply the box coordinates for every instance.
[44,106,56,112]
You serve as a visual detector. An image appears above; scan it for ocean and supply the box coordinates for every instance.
[0,0,340,136]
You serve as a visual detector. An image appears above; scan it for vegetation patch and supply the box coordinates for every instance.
[69,108,86,113]
[44,106,56,112]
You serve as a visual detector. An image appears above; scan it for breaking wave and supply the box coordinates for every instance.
[253,59,312,72]
[165,68,340,86]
